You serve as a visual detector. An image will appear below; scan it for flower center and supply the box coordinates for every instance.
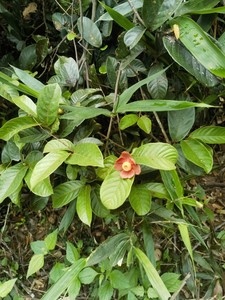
[122,161,132,171]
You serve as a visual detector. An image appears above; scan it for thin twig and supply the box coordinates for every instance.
[170,273,191,300]
[153,111,171,144]
[127,0,145,27]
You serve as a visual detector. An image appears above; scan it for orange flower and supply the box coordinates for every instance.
[114,151,141,179]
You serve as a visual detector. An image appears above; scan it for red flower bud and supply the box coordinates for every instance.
[114,151,141,179]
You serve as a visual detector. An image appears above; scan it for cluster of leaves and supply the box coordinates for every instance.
[1,0,225,299]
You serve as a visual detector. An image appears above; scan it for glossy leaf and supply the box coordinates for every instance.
[100,170,134,210]
[37,83,61,126]
[168,107,195,142]
[66,143,104,167]
[129,185,151,216]
[12,95,37,117]
[0,163,28,204]
[142,0,182,30]
[174,16,225,78]
[134,247,171,300]
[119,114,138,130]
[163,35,219,87]
[30,151,70,188]
[41,259,86,300]
[180,139,213,173]
[25,169,53,197]
[52,180,84,208]
[117,99,212,113]
[189,126,225,144]
[0,278,17,298]
[0,116,38,141]
[77,16,102,48]
[132,143,177,170]
[44,139,74,153]
[147,63,168,99]
[137,115,152,134]
[124,26,145,49]
[76,185,92,226]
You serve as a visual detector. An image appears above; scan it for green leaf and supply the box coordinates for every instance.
[37,83,61,126]
[0,163,28,204]
[178,223,193,261]
[147,63,168,99]
[76,185,92,226]
[137,115,152,134]
[110,270,131,290]
[79,267,98,284]
[160,170,183,201]
[66,143,104,167]
[99,2,134,31]
[12,66,44,92]
[180,139,213,173]
[31,240,48,255]
[161,273,181,292]
[61,106,111,120]
[0,278,17,298]
[132,143,177,170]
[66,241,80,264]
[176,0,220,15]
[98,281,114,300]
[119,114,139,130]
[0,116,38,141]
[144,182,170,200]
[174,16,225,78]
[100,170,134,210]
[129,185,152,216]
[41,259,86,300]
[134,247,171,300]
[77,16,102,48]
[12,95,37,117]
[189,126,225,144]
[52,180,84,208]
[168,107,195,142]
[124,26,146,49]
[44,229,58,251]
[30,151,70,188]
[87,233,129,266]
[44,138,74,153]
[163,35,219,87]
[117,67,169,109]
[117,99,212,113]
[142,0,182,30]
[27,254,44,278]
[19,44,37,70]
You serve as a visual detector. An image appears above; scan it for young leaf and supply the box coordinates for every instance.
[77,16,102,48]
[132,143,177,170]
[27,254,44,278]
[129,185,152,216]
[180,139,213,173]
[161,273,182,292]
[66,143,104,167]
[134,247,171,300]
[100,170,134,209]
[44,229,58,251]
[40,259,86,300]
[137,115,152,134]
[174,16,225,78]
[52,180,84,208]
[119,114,139,130]
[189,126,225,144]
[66,241,80,264]
[30,151,70,189]
[0,163,28,204]
[0,278,17,298]
[76,185,92,226]
[37,83,61,126]
[79,267,98,284]
[0,116,38,141]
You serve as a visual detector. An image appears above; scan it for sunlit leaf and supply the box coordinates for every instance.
[27,254,44,278]
[189,126,225,144]
[0,279,17,298]
[76,185,92,226]
[12,95,37,117]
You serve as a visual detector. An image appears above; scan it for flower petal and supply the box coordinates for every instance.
[134,164,141,175]
[120,169,135,179]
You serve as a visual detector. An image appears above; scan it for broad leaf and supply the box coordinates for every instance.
[27,254,44,278]
[0,163,28,204]
[76,185,92,226]
[60,106,111,121]
[137,115,152,134]
[79,267,98,284]
[77,16,102,48]
[44,139,74,153]
[129,185,152,216]
[25,169,53,197]
[66,143,104,167]
[174,16,225,78]
[119,114,138,130]
[37,83,61,126]
[180,139,213,173]
[168,107,195,142]
[52,180,84,208]
[134,247,171,300]
[163,35,219,87]
[12,95,37,117]
[124,26,146,49]
[30,151,70,188]
[147,63,168,99]
[132,143,177,170]
[0,279,17,298]
[100,170,134,210]
[0,116,38,141]
[41,259,86,300]
[44,229,58,251]
[189,126,225,144]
